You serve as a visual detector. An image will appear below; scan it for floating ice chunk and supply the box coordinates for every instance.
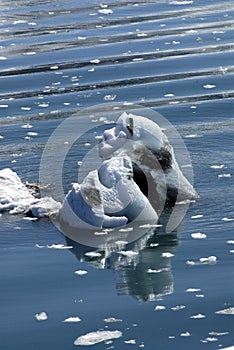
[74,270,88,276]
[162,252,174,258]
[218,346,234,350]
[103,94,116,101]
[203,84,216,89]
[186,288,201,293]
[98,9,113,15]
[63,317,81,323]
[215,307,234,315]
[28,197,61,218]
[171,305,186,311]
[191,214,203,219]
[164,93,174,97]
[85,251,102,258]
[196,294,205,298]
[147,268,162,273]
[186,260,196,266]
[21,123,33,128]
[180,331,191,337]
[201,337,218,343]
[218,173,231,178]
[46,244,72,249]
[209,331,229,336]
[199,256,217,265]
[210,164,225,169]
[90,59,100,64]
[184,134,200,138]
[154,305,166,311]
[35,312,48,321]
[103,317,122,323]
[74,330,122,346]
[227,240,234,244]
[191,232,207,239]
[223,218,234,222]
[190,313,206,319]
[124,339,136,344]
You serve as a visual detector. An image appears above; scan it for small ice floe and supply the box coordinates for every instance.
[199,256,217,265]
[209,331,229,336]
[191,214,203,219]
[201,337,218,343]
[103,317,123,323]
[186,288,201,293]
[27,132,38,137]
[21,123,33,129]
[103,94,117,101]
[184,134,201,138]
[35,312,48,321]
[210,164,225,169]
[63,317,81,323]
[74,270,88,276]
[46,244,72,249]
[124,339,136,344]
[74,330,122,346]
[162,252,174,258]
[154,305,166,311]
[203,84,216,89]
[90,59,100,64]
[186,260,196,266]
[164,93,174,97]
[98,8,113,15]
[147,268,162,274]
[190,313,206,319]
[196,294,205,298]
[180,331,191,337]
[227,240,234,244]
[223,218,234,222]
[218,173,231,178]
[215,307,234,315]
[85,251,102,258]
[171,305,186,311]
[191,232,207,239]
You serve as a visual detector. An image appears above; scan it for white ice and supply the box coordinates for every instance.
[74,330,122,346]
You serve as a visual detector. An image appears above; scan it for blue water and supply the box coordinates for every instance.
[1,0,234,349]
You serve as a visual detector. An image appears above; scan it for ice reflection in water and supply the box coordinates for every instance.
[65,209,180,302]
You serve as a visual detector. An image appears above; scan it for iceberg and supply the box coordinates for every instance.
[0,168,61,217]
[59,112,197,231]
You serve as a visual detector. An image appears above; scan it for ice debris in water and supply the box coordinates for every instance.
[186,288,201,293]
[35,312,48,321]
[191,214,203,219]
[74,270,88,276]
[180,331,191,337]
[203,84,216,89]
[63,317,81,323]
[124,339,136,344]
[199,256,217,264]
[171,305,186,311]
[215,307,234,315]
[190,313,206,319]
[74,330,122,346]
[191,232,207,239]
[223,218,234,222]
[103,317,123,323]
[162,252,174,258]
[218,173,231,178]
[210,164,225,169]
[154,305,166,311]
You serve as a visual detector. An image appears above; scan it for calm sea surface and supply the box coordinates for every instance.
[1,0,234,349]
